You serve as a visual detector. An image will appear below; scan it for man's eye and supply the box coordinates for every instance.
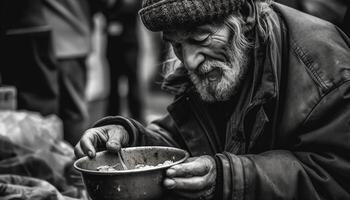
[190,34,211,45]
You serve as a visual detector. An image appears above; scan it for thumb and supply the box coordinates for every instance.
[105,125,129,153]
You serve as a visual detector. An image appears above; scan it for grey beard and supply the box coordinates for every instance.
[189,44,248,102]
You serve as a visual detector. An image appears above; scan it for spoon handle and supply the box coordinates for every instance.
[118,151,128,170]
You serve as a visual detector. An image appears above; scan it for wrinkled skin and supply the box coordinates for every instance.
[74,125,217,199]
[163,22,248,102]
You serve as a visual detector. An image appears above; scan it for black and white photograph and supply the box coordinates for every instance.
[0,0,350,199]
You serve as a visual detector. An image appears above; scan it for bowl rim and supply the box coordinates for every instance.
[73,146,190,175]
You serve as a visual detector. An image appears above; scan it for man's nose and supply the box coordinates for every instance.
[181,43,205,71]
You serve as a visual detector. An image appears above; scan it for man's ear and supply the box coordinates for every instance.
[240,0,257,32]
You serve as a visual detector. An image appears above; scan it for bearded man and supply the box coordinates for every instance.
[75,0,350,199]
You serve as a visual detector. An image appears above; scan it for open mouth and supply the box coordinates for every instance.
[205,68,222,82]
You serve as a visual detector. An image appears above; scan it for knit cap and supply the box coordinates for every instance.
[139,0,244,32]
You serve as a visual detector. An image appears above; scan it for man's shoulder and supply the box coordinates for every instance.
[273,3,340,41]
[274,3,350,91]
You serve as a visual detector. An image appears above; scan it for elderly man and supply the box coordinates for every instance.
[75,0,350,199]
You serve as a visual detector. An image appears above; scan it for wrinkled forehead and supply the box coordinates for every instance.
[162,23,223,41]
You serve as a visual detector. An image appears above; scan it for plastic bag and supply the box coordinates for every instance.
[0,110,63,152]
[0,174,66,200]
[0,111,84,199]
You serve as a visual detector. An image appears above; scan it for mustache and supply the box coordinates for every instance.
[192,42,236,78]
[191,60,227,79]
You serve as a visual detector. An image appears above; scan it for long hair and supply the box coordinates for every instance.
[162,0,275,79]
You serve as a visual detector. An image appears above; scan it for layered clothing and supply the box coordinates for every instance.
[96,3,350,200]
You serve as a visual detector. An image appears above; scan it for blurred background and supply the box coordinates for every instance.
[0,0,349,199]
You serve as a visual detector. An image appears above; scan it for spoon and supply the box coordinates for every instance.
[117,150,128,170]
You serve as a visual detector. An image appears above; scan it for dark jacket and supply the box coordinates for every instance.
[96,3,350,200]
[1,0,50,35]
[342,5,350,37]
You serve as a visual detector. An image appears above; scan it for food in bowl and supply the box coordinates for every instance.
[97,160,174,172]
[135,160,174,169]
[96,165,119,172]
[74,146,189,200]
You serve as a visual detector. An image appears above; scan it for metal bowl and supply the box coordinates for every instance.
[74,146,189,200]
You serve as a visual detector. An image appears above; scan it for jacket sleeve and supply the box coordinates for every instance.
[93,114,187,150]
[215,81,350,200]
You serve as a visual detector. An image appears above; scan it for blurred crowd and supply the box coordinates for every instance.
[0,0,349,199]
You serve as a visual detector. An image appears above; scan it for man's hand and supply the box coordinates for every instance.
[164,155,216,200]
[74,125,129,158]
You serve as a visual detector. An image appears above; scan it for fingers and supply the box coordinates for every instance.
[163,155,217,194]
[74,136,95,158]
[74,125,127,158]
[74,142,85,158]
[164,176,209,190]
[78,127,107,158]
[106,125,128,153]
[166,156,213,178]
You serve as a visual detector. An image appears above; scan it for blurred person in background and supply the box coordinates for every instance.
[1,0,57,116]
[104,0,145,123]
[0,1,86,198]
[0,0,115,199]
[0,0,116,146]
[43,0,96,146]
[75,0,350,199]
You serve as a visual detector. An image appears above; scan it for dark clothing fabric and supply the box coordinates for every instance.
[57,58,88,145]
[2,0,50,35]
[276,0,349,33]
[0,0,57,117]
[298,0,348,26]
[105,0,144,122]
[342,6,350,37]
[95,3,350,200]
[204,99,237,147]
[104,0,141,43]
[1,31,59,116]
[106,36,142,121]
